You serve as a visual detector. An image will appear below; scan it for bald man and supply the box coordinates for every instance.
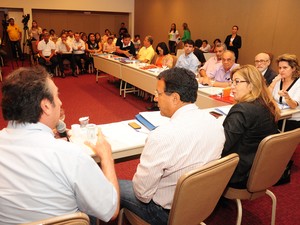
[254,52,277,86]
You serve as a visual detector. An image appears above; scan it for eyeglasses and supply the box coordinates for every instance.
[154,90,171,97]
[254,59,269,64]
[230,80,249,86]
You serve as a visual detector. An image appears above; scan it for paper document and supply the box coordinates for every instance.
[214,105,233,116]
[136,111,170,130]
[277,103,290,110]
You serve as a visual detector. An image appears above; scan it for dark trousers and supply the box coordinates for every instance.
[38,55,58,74]
[57,53,76,73]
[74,53,89,70]
[10,40,23,59]
[168,41,177,54]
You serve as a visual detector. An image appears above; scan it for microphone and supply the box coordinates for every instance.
[56,120,70,141]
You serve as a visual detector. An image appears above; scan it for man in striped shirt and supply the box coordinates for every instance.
[119,67,225,225]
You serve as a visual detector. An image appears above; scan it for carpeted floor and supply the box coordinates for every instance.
[0,60,299,225]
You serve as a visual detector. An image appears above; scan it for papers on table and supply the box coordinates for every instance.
[214,105,233,116]
[198,87,224,96]
[135,111,170,130]
[277,103,290,110]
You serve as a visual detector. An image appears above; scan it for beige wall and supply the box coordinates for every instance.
[0,0,135,35]
[134,0,300,69]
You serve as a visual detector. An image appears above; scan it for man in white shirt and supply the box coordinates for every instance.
[119,67,225,225]
[56,33,77,78]
[0,66,119,225]
[37,32,58,75]
[199,43,227,84]
[254,52,277,86]
[175,39,199,74]
[72,32,88,74]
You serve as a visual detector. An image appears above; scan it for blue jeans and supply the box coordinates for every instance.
[119,180,169,225]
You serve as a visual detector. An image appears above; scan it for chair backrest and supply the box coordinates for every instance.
[176,49,184,57]
[203,52,215,61]
[20,212,90,225]
[168,153,239,225]
[171,55,177,68]
[248,128,300,192]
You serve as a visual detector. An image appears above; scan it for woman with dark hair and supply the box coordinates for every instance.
[210,38,221,53]
[85,33,102,55]
[269,54,300,131]
[181,22,191,42]
[155,42,173,68]
[95,32,101,44]
[168,23,179,55]
[224,25,242,62]
[222,65,280,188]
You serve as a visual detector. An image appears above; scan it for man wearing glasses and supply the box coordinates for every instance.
[119,67,225,225]
[254,52,277,86]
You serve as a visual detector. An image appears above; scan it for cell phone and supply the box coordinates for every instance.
[209,111,223,119]
[128,122,141,129]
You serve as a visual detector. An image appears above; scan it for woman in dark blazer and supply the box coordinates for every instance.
[224,25,242,62]
[222,65,280,188]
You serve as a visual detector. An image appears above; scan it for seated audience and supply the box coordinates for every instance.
[175,39,199,74]
[200,40,211,52]
[37,32,58,75]
[137,35,155,63]
[56,33,77,77]
[132,34,141,54]
[119,67,225,225]
[115,33,136,58]
[199,42,226,83]
[154,42,173,68]
[49,29,58,43]
[0,66,119,224]
[86,33,102,69]
[86,32,102,55]
[193,39,206,66]
[269,54,300,131]
[102,29,111,44]
[81,32,88,43]
[103,36,116,53]
[204,50,239,87]
[254,52,277,86]
[67,30,74,42]
[222,65,280,188]
[72,32,89,74]
[95,32,101,44]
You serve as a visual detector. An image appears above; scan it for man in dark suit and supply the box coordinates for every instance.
[254,52,277,86]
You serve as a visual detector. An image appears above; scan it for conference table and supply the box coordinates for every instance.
[93,54,228,109]
[88,54,300,161]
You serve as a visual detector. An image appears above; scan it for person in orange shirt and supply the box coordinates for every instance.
[6,17,24,60]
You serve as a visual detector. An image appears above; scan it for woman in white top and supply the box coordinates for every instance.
[168,23,179,55]
[269,53,300,131]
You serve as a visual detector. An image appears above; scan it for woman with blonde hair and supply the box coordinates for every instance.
[269,53,300,131]
[222,65,280,188]
[29,20,42,41]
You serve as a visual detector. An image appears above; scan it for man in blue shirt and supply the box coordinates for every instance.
[175,39,199,74]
